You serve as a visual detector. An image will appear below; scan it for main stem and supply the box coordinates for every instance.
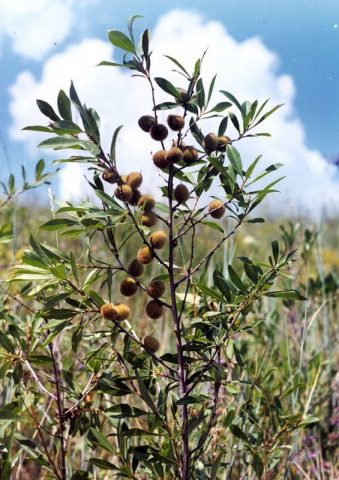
[168,166,190,479]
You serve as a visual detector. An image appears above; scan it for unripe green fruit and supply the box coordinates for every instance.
[208,199,225,219]
[167,114,185,131]
[138,115,156,132]
[100,303,118,321]
[128,189,141,206]
[137,246,154,264]
[150,230,167,249]
[153,150,170,169]
[127,259,144,277]
[138,194,155,212]
[126,172,143,189]
[150,124,168,141]
[174,184,190,203]
[120,277,138,296]
[145,300,163,319]
[147,279,166,299]
[166,147,183,164]
[217,135,231,151]
[183,146,199,164]
[115,184,133,202]
[102,170,118,184]
[141,211,157,227]
[143,335,160,352]
[203,133,219,153]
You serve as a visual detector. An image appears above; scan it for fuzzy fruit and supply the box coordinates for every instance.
[115,184,133,202]
[138,115,156,132]
[102,170,118,184]
[183,146,199,164]
[153,150,170,169]
[128,189,141,206]
[203,133,219,153]
[120,277,138,296]
[167,114,185,131]
[174,184,190,203]
[150,230,167,249]
[147,280,165,299]
[114,303,130,321]
[126,172,143,189]
[127,259,144,277]
[208,199,225,219]
[137,246,154,264]
[217,135,231,151]
[141,211,157,227]
[145,300,163,319]
[138,194,155,212]
[166,147,183,164]
[143,335,160,352]
[150,124,168,141]
[100,303,118,321]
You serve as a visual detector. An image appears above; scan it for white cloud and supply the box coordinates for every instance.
[0,0,73,60]
[8,9,339,217]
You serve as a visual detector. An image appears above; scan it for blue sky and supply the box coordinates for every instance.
[0,0,338,216]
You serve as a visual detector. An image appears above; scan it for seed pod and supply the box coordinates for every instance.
[141,211,157,227]
[217,135,231,151]
[166,147,183,164]
[120,277,138,296]
[128,189,142,206]
[167,114,185,131]
[115,184,133,202]
[102,170,118,184]
[150,230,167,249]
[143,335,160,352]
[203,133,219,153]
[150,124,168,141]
[153,150,170,169]
[137,246,154,264]
[114,303,130,321]
[126,172,143,189]
[174,184,190,203]
[100,303,118,321]
[127,259,144,277]
[138,194,155,212]
[208,199,225,219]
[147,279,165,299]
[183,146,199,164]
[138,115,156,132]
[145,300,163,319]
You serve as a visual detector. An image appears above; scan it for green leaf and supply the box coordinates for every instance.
[89,428,116,454]
[227,145,243,176]
[154,77,180,98]
[110,125,123,162]
[220,90,243,113]
[36,99,60,121]
[228,265,246,292]
[22,125,53,133]
[164,55,189,76]
[207,74,217,105]
[88,458,118,471]
[210,101,232,113]
[35,159,45,180]
[57,90,72,120]
[40,218,78,231]
[0,333,16,354]
[52,120,82,134]
[264,290,306,300]
[108,30,135,53]
[229,112,241,133]
[254,103,283,126]
[142,29,150,57]
[245,155,262,178]
[230,424,248,442]
[213,270,232,302]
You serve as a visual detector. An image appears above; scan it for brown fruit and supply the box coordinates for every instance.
[217,135,231,151]
[153,150,170,169]
[138,194,155,212]
[127,259,144,277]
[115,184,133,202]
[208,199,225,219]
[114,303,130,321]
[138,115,156,132]
[137,246,154,264]
[120,277,138,296]
[128,189,142,206]
[166,147,183,164]
[100,303,118,321]
[150,124,168,141]
[126,172,143,189]
[120,175,128,184]
[147,279,165,299]
[167,114,185,131]
[203,133,219,153]
[143,335,160,352]
[150,230,167,249]
[145,300,163,319]
[174,184,190,203]
[141,211,157,227]
[183,146,199,164]
[102,170,118,184]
